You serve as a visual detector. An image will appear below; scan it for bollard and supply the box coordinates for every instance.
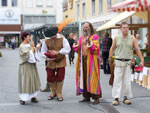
[0,52,2,57]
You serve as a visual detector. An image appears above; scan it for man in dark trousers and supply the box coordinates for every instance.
[102,32,112,74]
[68,33,75,65]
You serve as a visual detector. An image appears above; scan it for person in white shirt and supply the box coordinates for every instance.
[40,38,51,92]
[144,33,150,48]
[41,26,70,101]
[135,34,144,49]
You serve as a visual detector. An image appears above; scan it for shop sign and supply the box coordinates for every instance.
[0,8,21,25]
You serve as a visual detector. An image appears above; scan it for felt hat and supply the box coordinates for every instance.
[44,26,58,38]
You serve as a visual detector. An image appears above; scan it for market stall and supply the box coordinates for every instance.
[96,0,150,89]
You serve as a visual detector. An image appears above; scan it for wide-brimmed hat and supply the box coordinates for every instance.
[44,26,58,38]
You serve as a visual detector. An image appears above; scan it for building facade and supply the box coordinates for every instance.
[0,0,56,47]
[62,0,123,37]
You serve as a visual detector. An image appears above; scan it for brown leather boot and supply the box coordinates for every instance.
[40,82,51,92]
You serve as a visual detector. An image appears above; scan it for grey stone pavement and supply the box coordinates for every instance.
[0,48,150,113]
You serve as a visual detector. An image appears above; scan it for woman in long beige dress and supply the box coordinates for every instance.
[18,32,41,105]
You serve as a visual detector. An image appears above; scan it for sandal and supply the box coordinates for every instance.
[57,97,63,101]
[48,94,56,100]
[31,97,38,103]
[20,100,25,105]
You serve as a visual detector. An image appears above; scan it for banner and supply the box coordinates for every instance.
[0,8,21,25]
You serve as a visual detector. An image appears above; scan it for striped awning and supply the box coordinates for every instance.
[111,0,150,12]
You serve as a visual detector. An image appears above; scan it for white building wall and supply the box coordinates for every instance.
[22,0,55,15]
[55,0,63,24]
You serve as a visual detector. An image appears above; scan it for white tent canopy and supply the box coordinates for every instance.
[96,11,136,32]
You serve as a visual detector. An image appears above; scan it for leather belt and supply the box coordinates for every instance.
[115,58,131,62]
[82,56,87,59]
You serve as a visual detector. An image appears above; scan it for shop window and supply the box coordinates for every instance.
[47,16,55,24]
[32,16,40,24]
[40,16,47,23]
[24,16,32,24]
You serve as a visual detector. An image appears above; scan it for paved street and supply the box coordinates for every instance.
[0,48,150,113]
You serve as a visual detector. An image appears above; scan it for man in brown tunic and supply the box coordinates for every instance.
[41,27,70,101]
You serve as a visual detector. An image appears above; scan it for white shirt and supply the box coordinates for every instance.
[23,44,41,63]
[41,34,71,58]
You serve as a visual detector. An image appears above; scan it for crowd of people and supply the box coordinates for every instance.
[5,37,16,49]
[18,22,147,106]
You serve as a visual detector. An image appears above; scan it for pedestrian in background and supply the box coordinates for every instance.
[18,32,41,105]
[11,37,16,49]
[135,34,144,49]
[68,33,75,65]
[102,32,112,74]
[40,38,51,92]
[73,22,102,105]
[144,33,150,48]
[109,22,144,106]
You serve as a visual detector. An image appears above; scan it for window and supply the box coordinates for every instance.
[82,3,86,19]
[47,16,55,24]
[92,0,95,16]
[36,0,43,7]
[40,16,47,23]
[76,4,80,21]
[107,0,111,9]
[32,16,40,23]
[24,16,32,24]
[99,0,103,13]
[2,0,7,6]
[24,16,56,24]
[12,0,17,7]
[26,0,33,8]
[47,0,52,7]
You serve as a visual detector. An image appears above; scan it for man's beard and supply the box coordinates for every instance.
[83,29,91,36]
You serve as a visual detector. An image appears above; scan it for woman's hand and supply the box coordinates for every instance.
[30,40,35,47]
[73,35,78,43]
[34,43,41,52]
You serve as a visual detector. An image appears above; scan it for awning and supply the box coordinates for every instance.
[111,0,150,12]
[96,11,136,32]
[0,31,21,34]
[23,24,45,31]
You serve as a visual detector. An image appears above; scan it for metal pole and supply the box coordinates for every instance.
[148,10,150,45]
[130,17,133,35]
